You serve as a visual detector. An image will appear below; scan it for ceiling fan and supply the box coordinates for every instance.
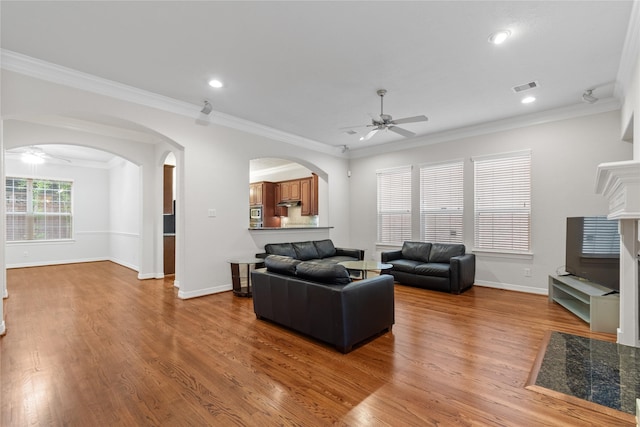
[6,146,72,164]
[347,89,428,141]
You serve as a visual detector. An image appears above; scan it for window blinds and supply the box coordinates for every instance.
[474,151,531,252]
[377,166,412,244]
[420,161,463,243]
[582,216,619,255]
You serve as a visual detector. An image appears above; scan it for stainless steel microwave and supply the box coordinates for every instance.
[250,206,262,219]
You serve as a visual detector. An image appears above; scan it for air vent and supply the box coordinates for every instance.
[345,130,357,135]
[512,81,539,93]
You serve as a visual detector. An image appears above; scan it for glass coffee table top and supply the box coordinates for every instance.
[339,261,392,279]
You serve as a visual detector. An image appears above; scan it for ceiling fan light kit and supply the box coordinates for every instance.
[353,89,428,142]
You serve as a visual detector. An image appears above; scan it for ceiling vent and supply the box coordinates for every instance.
[512,81,539,93]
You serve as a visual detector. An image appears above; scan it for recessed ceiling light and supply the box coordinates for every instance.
[521,96,536,104]
[488,30,511,45]
[208,79,223,88]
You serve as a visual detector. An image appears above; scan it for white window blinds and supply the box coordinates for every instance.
[5,177,73,241]
[420,161,463,243]
[377,166,412,244]
[474,151,531,252]
[582,216,619,255]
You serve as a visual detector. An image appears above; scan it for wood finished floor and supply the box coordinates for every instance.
[1,261,631,426]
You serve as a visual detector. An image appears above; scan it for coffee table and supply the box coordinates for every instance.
[338,260,392,279]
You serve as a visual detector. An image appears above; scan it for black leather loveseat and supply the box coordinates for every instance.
[251,255,394,353]
[381,241,475,294]
[260,239,364,264]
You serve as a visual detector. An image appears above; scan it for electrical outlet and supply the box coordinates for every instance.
[524,268,531,277]
[208,209,216,217]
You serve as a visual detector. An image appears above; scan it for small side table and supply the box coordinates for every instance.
[227,258,265,297]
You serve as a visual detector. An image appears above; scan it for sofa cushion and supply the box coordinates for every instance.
[414,263,450,278]
[388,259,422,273]
[265,255,300,276]
[265,243,297,258]
[295,262,352,285]
[314,239,337,258]
[429,243,465,263]
[291,241,320,260]
[401,241,432,263]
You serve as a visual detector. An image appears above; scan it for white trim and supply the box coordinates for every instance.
[348,98,621,159]
[376,164,413,175]
[474,280,547,295]
[418,158,465,168]
[0,49,340,157]
[110,257,139,272]
[0,321,5,336]
[6,257,109,269]
[178,284,232,299]
[615,0,640,99]
[137,272,157,280]
[3,288,8,299]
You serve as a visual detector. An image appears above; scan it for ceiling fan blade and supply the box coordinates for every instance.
[388,126,416,138]
[339,124,369,130]
[390,115,429,125]
[361,129,379,141]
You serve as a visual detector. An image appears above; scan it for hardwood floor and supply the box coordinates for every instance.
[1,262,632,426]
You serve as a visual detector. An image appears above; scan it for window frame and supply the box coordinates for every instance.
[5,176,74,243]
[376,165,412,245]
[419,159,464,244]
[473,150,532,255]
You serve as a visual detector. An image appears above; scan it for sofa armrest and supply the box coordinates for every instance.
[335,247,365,260]
[381,250,403,263]
[449,253,476,294]
[338,275,395,352]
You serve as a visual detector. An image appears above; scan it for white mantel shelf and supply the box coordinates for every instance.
[595,160,640,220]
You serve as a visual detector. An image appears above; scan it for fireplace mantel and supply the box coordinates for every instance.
[595,160,640,220]
[595,160,640,347]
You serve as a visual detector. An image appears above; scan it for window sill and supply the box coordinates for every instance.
[7,239,76,245]
[472,248,533,260]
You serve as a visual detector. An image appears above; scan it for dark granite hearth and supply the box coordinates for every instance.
[527,331,640,421]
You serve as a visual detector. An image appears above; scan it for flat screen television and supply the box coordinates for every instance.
[565,216,620,291]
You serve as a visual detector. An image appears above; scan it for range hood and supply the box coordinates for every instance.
[277,200,301,207]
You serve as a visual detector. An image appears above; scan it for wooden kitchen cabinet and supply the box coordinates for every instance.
[300,174,318,216]
[163,165,175,214]
[164,235,175,275]
[249,182,263,205]
[274,184,287,217]
[280,179,301,201]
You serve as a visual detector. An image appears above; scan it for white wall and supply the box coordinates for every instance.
[1,70,351,300]
[348,110,634,294]
[108,159,141,270]
[4,157,110,267]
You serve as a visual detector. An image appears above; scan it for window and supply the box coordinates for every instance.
[6,177,73,241]
[474,151,531,252]
[420,160,463,243]
[582,216,619,255]
[377,166,412,244]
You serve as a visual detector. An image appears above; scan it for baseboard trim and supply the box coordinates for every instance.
[0,320,6,336]
[178,284,232,299]
[474,280,548,295]
[6,257,109,269]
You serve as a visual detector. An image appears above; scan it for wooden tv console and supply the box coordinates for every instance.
[548,275,619,333]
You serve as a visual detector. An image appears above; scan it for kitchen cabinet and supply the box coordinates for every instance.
[274,184,287,217]
[249,182,263,206]
[163,165,175,214]
[164,235,175,275]
[280,180,301,201]
[300,174,318,216]
[249,181,280,227]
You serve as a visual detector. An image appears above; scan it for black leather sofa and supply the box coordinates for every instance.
[251,255,394,353]
[259,239,364,264]
[381,241,475,294]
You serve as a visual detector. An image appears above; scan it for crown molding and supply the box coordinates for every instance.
[348,97,622,159]
[0,49,340,156]
[615,0,640,99]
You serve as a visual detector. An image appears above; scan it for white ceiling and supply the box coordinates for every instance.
[0,1,635,155]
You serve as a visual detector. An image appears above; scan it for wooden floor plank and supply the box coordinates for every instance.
[1,261,633,426]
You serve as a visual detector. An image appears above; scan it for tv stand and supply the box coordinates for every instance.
[548,275,619,333]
